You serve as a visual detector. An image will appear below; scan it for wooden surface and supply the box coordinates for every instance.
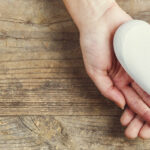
[0,0,149,149]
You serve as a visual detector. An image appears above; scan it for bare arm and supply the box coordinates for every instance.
[63,0,115,32]
[62,0,150,139]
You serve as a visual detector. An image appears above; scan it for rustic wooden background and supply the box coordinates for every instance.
[0,0,149,149]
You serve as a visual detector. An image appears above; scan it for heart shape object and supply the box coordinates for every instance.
[113,20,150,94]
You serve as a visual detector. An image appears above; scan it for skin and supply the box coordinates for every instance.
[121,82,150,139]
[63,0,150,139]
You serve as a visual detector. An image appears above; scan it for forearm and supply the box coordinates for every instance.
[63,0,116,31]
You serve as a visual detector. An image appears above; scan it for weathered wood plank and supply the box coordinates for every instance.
[0,0,150,149]
[0,0,148,115]
[0,116,148,150]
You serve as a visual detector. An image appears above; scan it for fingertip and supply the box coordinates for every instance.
[120,116,129,127]
[120,118,128,127]
[115,97,125,110]
[120,108,134,126]
[124,129,137,139]
[114,101,124,110]
[101,87,125,109]
[121,103,125,110]
[139,124,150,139]
[124,116,143,139]
[115,98,125,109]
[109,88,126,110]
[139,132,150,140]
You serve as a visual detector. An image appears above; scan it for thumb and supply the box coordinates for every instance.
[89,71,126,109]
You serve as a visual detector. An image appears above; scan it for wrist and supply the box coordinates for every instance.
[79,1,132,36]
[63,0,116,31]
[76,0,117,32]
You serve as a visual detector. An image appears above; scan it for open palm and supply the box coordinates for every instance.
[80,2,150,138]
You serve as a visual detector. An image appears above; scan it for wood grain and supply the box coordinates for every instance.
[0,0,119,115]
[0,0,149,149]
[0,0,148,115]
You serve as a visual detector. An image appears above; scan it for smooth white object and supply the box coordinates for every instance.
[113,20,150,94]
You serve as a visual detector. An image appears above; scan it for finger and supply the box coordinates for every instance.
[139,123,150,139]
[90,71,126,109]
[121,86,150,124]
[132,82,150,106]
[120,107,135,126]
[125,116,143,139]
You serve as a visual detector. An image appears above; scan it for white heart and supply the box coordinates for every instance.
[113,20,150,94]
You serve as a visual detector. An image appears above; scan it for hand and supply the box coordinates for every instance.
[79,2,150,124]
[63,0,150,137]
[120,82,150,139]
